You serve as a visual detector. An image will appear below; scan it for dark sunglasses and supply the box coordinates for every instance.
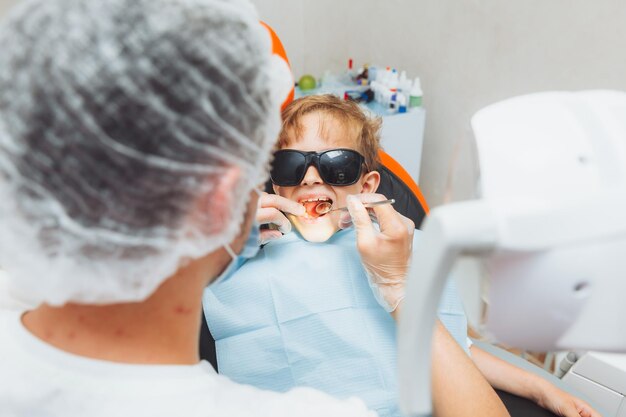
[270,148,366,186]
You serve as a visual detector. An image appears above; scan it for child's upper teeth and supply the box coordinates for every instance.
[302,197,329,202]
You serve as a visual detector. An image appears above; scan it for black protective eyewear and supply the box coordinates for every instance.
[270,148,366,186]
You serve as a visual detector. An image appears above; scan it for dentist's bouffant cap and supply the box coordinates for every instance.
[0,0,289,305]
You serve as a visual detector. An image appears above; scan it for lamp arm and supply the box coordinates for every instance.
[398,200,499,416]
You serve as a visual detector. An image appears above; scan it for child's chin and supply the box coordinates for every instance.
[287,215,339,243]
[299,226,339,242]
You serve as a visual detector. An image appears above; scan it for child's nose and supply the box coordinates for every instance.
[300,165,324,186]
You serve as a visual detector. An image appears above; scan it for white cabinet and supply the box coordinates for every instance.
[379,108,425,184]
[563,352,626,416]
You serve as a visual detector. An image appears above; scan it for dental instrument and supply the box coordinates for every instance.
[315,198,396,215]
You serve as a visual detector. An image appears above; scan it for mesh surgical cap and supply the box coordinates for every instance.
[0,0,287,305]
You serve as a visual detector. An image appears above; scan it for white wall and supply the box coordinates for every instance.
[0,0,16,15]
[252,0,626,206]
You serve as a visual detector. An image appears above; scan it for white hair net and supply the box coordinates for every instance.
[0,0,287,305]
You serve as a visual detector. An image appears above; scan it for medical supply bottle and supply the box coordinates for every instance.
[344,58,356,83]
[397,94,408,113]
[409,77,423,108]
[398,71,410,93]
[388,69,399,110]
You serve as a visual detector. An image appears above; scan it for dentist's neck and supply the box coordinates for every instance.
[22,249,229,365]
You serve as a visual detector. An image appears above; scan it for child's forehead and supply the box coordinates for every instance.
[285,112,359,150]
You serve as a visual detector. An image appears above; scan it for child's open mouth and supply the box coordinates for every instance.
[299,197,333,219]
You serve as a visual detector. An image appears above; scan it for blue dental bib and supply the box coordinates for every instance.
[203,228,467,417]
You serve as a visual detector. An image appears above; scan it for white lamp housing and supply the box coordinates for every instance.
[398,90,626,416]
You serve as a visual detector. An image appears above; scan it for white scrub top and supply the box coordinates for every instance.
[0,269,34,311]
[0,311,377,417]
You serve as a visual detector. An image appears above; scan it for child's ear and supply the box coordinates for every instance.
[360,170,380,193]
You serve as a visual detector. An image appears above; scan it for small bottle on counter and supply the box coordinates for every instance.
[409,77,423,108]
[397,94,408,113]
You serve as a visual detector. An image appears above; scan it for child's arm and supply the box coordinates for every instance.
[470,346,601,417]
[431,322,511,417]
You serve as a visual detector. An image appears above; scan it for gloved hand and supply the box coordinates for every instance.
[256,191,306,244]
[340,193,415,312]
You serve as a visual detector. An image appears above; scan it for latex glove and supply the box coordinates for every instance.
[534,382,602,417]
[341,193,415,312]
[256,192,305,244]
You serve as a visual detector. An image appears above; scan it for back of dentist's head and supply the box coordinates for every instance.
[0,0,284,306]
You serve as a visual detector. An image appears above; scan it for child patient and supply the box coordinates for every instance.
[203,95,598,417]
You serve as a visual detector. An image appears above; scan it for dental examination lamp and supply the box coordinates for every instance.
[398,90,626,416]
